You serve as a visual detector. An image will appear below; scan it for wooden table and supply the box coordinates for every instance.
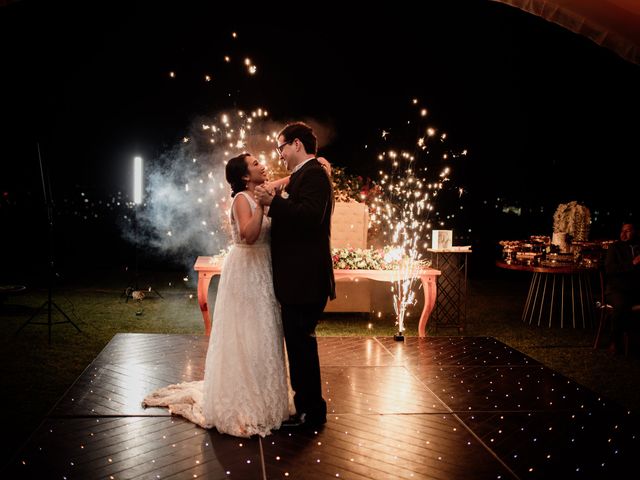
[194,256,441,337]
[496,260,597,328]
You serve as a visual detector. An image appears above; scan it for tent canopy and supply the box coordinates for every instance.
[491,0,640,64]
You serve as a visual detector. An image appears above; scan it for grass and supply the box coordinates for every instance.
[1,266,639,469]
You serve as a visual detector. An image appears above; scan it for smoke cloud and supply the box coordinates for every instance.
[120,109,316,278]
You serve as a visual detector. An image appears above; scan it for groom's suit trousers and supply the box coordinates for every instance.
[281,301,327,420]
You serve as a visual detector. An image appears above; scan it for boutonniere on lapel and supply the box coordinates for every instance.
[275,184,289,199]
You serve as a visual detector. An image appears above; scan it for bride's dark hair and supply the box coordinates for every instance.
[225,153,251,197]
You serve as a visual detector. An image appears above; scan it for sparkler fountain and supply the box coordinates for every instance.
[375,151,433,340]
[369,101,465,339]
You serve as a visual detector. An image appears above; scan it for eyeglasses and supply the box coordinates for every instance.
[275,140,293,154]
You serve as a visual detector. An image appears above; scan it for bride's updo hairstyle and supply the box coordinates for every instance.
[225,153,251,197]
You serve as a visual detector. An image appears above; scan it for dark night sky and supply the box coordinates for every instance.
[2,0,639,211]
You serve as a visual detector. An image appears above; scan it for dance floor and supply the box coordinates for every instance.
[5,333,639,479]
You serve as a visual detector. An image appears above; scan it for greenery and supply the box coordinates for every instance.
[2,267,639,469]
[329,166,385,243]
[330,166,381,205]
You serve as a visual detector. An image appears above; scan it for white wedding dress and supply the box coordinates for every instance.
[143,192,293,437]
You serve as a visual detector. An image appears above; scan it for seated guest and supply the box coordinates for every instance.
[604,222,640,355]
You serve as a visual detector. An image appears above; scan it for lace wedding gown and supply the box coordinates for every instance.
[143,192,293,437]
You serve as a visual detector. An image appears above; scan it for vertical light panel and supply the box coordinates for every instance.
[133,156,143,204]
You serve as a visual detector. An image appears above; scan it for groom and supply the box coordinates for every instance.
[255,121,335,427]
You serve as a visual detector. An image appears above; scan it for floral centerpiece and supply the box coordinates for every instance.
[332,247,393,270]
[332,246,430,270]
[552,201,591,242]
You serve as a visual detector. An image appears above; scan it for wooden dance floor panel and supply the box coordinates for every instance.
[5,333,639,479]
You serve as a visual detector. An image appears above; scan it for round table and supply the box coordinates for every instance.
[496,261,598,328]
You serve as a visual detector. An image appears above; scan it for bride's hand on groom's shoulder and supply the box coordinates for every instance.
[318,157,332,177]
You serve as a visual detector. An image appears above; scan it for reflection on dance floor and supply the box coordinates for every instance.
[5,334,638,479]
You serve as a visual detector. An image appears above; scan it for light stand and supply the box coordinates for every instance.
[123,156,163,305]
[122,205,140,303]
[16,143,82,344]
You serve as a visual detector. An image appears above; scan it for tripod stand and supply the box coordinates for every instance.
[123,205,142,303]
[16,143,82,344]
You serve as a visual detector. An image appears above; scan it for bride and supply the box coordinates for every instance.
[143,153,293,437]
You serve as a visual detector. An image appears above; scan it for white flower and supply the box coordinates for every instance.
[552,201,591,241]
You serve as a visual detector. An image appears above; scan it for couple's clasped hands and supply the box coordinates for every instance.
[255,157,330,207]
[255,182,278,207]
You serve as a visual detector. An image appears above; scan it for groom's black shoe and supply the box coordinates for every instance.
[281,412,326,428]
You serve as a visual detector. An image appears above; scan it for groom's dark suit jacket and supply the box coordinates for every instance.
[268,158,336,305]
